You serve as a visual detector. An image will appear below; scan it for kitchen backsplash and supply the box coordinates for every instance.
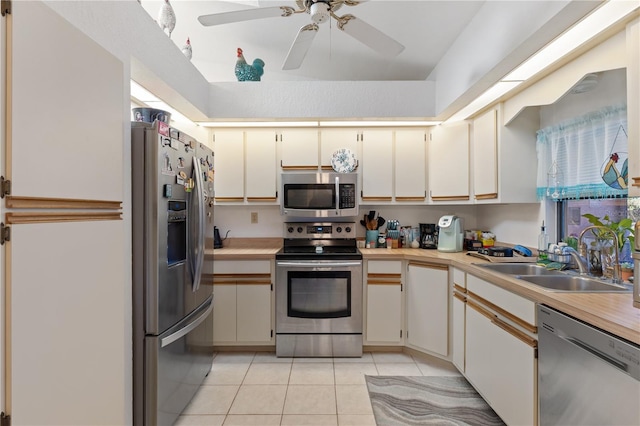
[213,203,544,248]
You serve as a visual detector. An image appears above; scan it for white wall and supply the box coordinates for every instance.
[539,68,627,127]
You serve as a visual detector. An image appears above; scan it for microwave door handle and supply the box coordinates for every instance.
[335,175,340,216]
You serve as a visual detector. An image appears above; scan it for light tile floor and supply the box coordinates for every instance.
[176,351,461,426]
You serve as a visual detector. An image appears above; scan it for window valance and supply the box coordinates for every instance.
[536,104,628,201]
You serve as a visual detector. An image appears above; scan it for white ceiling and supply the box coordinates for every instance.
[140,0,486,83]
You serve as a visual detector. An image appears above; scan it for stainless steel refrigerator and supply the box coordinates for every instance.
[131,121,215,425]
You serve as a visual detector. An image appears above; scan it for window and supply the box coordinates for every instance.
[558,198,628,241]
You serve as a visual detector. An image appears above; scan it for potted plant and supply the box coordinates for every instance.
[620,262,634,282]
[581,214,634,251]
[582,213,635,278]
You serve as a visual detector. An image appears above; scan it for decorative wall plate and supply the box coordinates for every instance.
[331,148,357,173]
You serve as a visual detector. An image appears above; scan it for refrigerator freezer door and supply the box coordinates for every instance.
[143,296,214,425]
[131,122,198,335]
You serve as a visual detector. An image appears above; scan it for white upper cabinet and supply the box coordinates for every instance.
[472,105,538,203]
[361,129,394,202]
[320,129,359,170]
[213,130,278,203]
[395,130,427,201]
[280,128,320,170]
[246,130,278,201]
[213,130,245,200]
[472,109,498,200]
[428,122,470,202]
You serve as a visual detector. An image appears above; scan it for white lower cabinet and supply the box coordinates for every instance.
[465,274,537,426]
[213,260,273,345]
[365,260,403,345]
[406,263,449,356]
[451,267,466,371]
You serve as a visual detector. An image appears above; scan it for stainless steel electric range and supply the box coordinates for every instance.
[275,222,363,357]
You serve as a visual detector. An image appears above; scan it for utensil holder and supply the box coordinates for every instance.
[365,230,379,247]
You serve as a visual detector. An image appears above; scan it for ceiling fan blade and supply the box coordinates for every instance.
[282,24,319,70]
[338,14,404,57]
[198,6,294,27]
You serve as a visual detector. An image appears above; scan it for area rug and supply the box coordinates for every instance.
[365,376,505,426]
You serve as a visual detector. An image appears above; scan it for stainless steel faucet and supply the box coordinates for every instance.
[564,247,589,275]
[578,225,622,284]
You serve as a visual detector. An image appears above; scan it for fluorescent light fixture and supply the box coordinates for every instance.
[130,80,196,126]
[318,121,440,127]
[447,81,522,122]
[504,0,639,81]
[197,121,319,128]
[144,100,195,125]
[130,80,160,103]
[197,120,441,127]
[446,0,638,122]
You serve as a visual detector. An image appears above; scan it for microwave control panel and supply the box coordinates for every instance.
[339,184,356,209]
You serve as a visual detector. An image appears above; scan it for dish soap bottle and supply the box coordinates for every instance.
[538,221,549,260]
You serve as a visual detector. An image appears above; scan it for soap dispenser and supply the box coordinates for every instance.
[538,221,549,260]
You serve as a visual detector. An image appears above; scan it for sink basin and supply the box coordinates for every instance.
[518,275,632,293]
[475,263,561,276]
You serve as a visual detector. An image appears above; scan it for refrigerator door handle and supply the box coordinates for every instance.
[160,298,213,348]
[190,156,206,292]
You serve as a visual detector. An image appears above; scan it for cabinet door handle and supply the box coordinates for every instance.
[491,316,537,348]
[453,292,466,303]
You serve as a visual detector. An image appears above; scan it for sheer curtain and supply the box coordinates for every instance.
[536,104,628,200]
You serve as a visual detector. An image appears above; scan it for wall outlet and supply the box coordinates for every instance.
[251,212,258,223]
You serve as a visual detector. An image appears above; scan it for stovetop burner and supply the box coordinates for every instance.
[276,221,362,260]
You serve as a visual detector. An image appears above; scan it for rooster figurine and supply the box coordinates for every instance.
[235,48,265,82]
[181,37,192,60]
[157,0,176,38]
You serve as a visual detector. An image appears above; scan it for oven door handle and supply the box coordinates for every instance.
[276,261,362,268]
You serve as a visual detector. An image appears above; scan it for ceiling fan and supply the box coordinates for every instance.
[197,0,405,70]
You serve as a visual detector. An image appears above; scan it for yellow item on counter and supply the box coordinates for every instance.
[481,238,495,247]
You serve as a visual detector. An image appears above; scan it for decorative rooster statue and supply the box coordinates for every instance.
[235,48,265,82]
[181,37,192,60]
[157,0,176,38]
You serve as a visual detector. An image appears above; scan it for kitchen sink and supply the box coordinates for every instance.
[475,263,561,276]
[518,275,632,293]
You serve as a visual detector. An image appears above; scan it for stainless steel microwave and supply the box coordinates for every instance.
[281,172,358,218]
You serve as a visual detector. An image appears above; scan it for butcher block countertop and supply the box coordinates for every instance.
[212,240,640,345]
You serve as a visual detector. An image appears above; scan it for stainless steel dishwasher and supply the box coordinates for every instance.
[538,305,640,425]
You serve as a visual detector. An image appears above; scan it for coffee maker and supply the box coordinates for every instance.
[437,215,463,252]
[419,223,438,249]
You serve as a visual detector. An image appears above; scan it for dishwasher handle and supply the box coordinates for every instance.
[560,333,629,373]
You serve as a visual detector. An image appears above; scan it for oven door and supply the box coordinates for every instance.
[276,259,362,334]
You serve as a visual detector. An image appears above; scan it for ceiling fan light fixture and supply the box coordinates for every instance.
[310,2,330,24]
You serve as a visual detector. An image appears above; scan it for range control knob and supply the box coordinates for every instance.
[336,227,343,233]
[287,226,294,234]
[345,226,351,233]
[297,226,303,234]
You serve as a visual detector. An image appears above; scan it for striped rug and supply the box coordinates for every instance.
[365,376,505,426]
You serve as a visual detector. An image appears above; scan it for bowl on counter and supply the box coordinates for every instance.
[132,107,171,124]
